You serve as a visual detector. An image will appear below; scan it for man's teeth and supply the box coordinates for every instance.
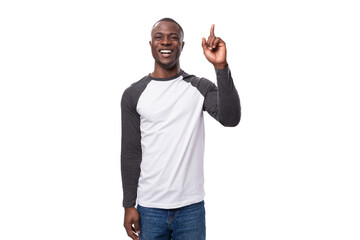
[160,50,172,54]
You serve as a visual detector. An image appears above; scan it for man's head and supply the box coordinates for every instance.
[152,18,184,37]
[149,18,185,70]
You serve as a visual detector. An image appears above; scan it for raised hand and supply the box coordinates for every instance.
[202,24,228,69]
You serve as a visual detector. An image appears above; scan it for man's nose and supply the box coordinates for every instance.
[161,37,171,45]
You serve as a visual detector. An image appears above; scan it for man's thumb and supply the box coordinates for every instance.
[201,37,207,49]
[134,221,140,234]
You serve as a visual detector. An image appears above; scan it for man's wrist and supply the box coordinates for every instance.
[124,206,136,210]
[213,62,228,69]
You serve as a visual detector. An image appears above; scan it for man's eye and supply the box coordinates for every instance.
[154,36,162,40]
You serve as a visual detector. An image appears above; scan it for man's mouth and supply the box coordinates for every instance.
[159,49,173,56]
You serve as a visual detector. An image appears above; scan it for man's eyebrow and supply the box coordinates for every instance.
[153,32,179,36]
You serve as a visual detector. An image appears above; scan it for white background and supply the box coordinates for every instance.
[1,0,359,239]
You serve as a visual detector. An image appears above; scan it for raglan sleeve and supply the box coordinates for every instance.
[202,66,241,126]
[120,86,142,208]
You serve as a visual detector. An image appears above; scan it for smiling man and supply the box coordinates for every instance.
[121,18,241,240]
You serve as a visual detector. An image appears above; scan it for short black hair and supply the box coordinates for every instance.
[152,18,184,35]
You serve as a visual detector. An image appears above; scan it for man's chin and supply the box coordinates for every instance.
[157,60,178,70]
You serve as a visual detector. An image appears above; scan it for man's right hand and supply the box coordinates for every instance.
[124,207,140,240]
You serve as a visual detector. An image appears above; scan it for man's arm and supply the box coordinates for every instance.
[121,87,142,208]
[201,67,241,126]
[201,24,241,126]
[120,87,141,239]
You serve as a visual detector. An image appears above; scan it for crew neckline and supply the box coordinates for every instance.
[148,70,184,81]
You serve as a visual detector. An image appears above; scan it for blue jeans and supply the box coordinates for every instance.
[137,201,206,240]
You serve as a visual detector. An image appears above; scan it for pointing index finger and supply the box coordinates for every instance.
[210,24,215,37]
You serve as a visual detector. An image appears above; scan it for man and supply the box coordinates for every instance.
[121,18,241,240]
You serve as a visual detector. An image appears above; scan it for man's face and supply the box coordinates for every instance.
[149,21,184,70]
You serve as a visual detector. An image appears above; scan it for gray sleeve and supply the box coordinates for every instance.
[120,85,143,208]
[202,66,241,126]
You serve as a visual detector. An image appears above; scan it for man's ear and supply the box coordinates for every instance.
[181,41,185,51]
[149,41,152,46]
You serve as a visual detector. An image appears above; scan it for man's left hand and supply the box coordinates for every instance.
[202,24,228,69]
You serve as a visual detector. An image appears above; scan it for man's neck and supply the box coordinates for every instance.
[150,64,181,78]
